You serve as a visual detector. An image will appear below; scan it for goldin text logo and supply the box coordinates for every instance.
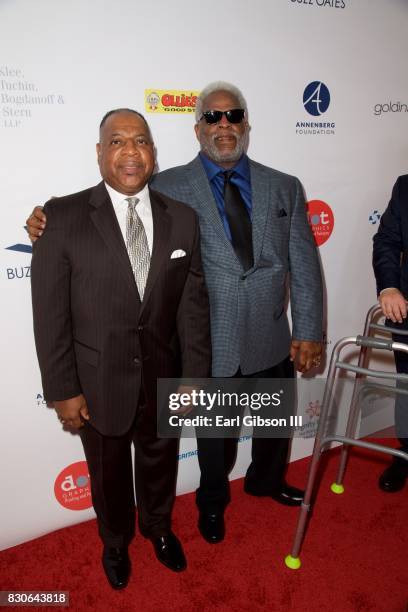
[374,101,408,116]
[54,461,92,511]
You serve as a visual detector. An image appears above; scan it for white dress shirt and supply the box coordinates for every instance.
[105,182,154,255]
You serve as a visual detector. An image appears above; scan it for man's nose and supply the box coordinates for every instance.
[123,139,139,154]
[218,113,231,127]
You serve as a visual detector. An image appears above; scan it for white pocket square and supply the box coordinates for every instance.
[170,249,186,259]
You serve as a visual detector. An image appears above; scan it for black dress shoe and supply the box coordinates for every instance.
[152,532,186,572]
[379,458,408,492]
[198,512,225,544]
[245,482,304,506]
[102,547,130,590]
[270,484,304,506]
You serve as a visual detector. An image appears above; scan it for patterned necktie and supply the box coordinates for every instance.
[223,171,253,271]
[126,197,151,300]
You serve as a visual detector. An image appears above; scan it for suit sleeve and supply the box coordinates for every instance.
[289,178,323,341]
[373,177,403,294]
[31,200,81,401]
[176,215,212,378]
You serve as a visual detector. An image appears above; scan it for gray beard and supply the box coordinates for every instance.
[201,134,248,164]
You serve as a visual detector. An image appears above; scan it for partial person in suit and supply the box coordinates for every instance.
[30,109,211,589]
[373,175,408,492]
[27,82,323,545]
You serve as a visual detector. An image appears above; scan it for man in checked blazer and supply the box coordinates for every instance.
[152,82,323,542]
[30,109,211,589]
[28,82,323,545]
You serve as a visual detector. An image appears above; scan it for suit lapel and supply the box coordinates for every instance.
[89,181,140,300]
[250,160,273,264]
[139,189,171,315]
[186,157,241,270]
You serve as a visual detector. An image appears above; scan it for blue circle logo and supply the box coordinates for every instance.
[303,81,330,116]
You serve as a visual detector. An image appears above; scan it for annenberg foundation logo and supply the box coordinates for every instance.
[54,461,92,511]
[306,200,334,246]
[145,89,199,114]
[296,81,335,136]
[303,82,330,116]
[35,393,47,408]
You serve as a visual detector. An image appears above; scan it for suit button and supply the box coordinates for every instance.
[133,358,141,366]
[138,325,144,331]
[241,275,246,280]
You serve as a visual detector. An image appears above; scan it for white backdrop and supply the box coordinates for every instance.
[1,0,408,551]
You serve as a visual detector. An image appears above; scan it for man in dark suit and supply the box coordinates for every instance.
[28,82,323,545]
[31,109,211,589]
[373,175,408,492]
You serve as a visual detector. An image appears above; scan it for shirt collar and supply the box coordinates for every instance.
[199,152,250,182]
[105,181,150,210]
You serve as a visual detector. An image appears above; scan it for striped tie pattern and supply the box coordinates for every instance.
[126,197,151,300]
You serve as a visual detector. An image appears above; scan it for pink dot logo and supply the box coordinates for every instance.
[54,461,92,511]
[306,200,334,247]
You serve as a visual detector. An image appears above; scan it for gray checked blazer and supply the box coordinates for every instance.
[151,155,323,377]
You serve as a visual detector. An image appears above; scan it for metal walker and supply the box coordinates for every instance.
[285,304,408,569]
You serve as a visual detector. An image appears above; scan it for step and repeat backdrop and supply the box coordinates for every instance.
[1,0,407,550]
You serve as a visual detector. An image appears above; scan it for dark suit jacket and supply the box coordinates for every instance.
[373,175,408,296]
[31,181,211,436]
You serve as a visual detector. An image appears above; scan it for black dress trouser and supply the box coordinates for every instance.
[196,355,294,514]
[80,403,178,548]
[386,321,408,454]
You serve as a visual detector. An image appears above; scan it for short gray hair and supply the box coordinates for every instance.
[195,81,248,122]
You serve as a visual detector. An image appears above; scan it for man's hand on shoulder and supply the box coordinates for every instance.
[26,205,47,242]
[290,340,322,373]
[379,288,408,323]
[54,394,89,429]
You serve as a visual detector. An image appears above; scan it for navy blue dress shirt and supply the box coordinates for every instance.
[199,152,252,241]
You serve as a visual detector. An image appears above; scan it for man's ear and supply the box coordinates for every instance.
[96,143,101,159]
[194,123,200,141]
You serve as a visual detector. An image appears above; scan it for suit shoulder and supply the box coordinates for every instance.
[150,188,197,221]
[395,175,408,190]
[153,163,190,182]
[150,164,190,196]
[43,186,93,215]
[387,175,408,207]
[249,159,300,187]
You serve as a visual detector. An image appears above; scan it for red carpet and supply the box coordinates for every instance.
[1,442,407,612]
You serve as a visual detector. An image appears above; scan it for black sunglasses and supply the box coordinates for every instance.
[200,108,245,125]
